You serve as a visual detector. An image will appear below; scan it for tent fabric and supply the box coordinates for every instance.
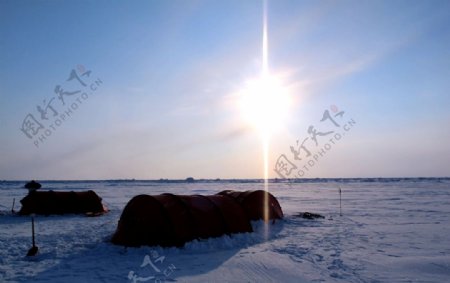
[19,190,107,216]
[111,190,283,247]
[218,190,284,221]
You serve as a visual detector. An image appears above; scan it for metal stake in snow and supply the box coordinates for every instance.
[339,187,342,216]
[27,214,38,256]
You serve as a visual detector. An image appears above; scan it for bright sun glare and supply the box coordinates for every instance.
[239,74,291,135]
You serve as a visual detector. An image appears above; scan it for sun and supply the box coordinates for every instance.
[238,73,291,135]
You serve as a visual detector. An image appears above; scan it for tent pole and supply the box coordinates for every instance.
[32,216,35,247]
[27,214,38,256]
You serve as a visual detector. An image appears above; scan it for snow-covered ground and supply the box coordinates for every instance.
[1,179,450,282]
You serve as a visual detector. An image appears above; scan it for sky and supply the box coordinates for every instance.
[1,0,450,180]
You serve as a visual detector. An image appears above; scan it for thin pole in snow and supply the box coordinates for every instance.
[27,214,39,256]
[32,216,35,246]
[339,187,342,216]
[11,198,15,213]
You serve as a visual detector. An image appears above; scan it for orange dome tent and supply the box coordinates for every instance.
[111,190,283,247]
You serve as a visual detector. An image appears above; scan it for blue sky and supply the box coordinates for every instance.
[1,0,449,180]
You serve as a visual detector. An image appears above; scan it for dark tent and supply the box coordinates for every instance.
[218,190,284,221]
[111,190,283,247]
[19,190,107,216]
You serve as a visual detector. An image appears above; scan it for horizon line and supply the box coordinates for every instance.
[2,176,450,182]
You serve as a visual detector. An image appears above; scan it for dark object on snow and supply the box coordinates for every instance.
[19,190,107,216]
[24,180,42,191]
[112,190,283,247]
[218,190,284,221]
[185,177,195,183]
[296,212,325,220]
[26,215,38,256]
